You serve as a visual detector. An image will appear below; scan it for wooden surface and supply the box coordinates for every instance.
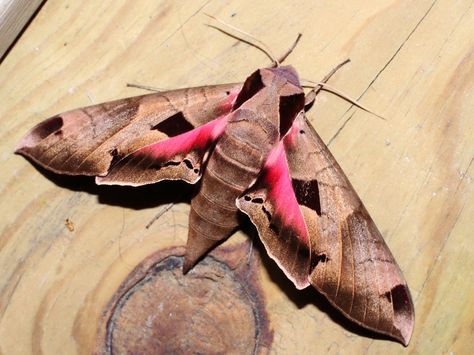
[0,0,472,354]
[93,245,273,354]
[0,0,44,60]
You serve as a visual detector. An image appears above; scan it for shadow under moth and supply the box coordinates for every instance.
[16,36,414,346]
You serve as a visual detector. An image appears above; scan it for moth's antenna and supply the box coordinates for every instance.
[276,33,302,65]
[305,81,386,120]
[321,59,351,84]
[205,13,280,66]
[302,59,350,102]
[303,59,386,120]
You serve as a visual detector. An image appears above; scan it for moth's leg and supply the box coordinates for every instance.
[126,83,165,92]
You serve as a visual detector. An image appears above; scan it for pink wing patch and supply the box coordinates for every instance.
[135,114,228,161]
[263,142,309,246]
[282,112,303,148]
[96,114,230,186]
[219,89,239,112]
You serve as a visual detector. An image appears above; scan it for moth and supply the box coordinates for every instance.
[16,40,414,346]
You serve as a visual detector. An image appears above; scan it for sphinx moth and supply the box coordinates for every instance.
[16,63,414,345]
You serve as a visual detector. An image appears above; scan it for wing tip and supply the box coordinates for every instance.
[397,323,414,347]
[309,280,414,346]
[391,283,415,346]
[17,115,64,150]
[14,144,28,156]
[268,251,310,290]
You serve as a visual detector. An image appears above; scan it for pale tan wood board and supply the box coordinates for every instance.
[0,0,473,354]
[0,0,44,59]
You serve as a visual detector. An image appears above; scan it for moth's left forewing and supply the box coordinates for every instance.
[285,113,414,345]
[17,84,242,186]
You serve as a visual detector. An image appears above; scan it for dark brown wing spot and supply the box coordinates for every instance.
[233,70,265,109]
[279,93,305,136]
[109,148,124,167]
[163,161,181,168]
[182,159,200,174]
[261,205,280,234]
[269,223,280,234]
[292,179,321,215]
[151,112,194,137]
[391,284,412,316]
[183,159,193,169]
[29,115,64,143]
[310,253,328,270]
[262,205,272,223]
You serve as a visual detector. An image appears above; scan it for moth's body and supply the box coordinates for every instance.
[187,113,267,269]
[16,64,414,345]
[186,67,304,270]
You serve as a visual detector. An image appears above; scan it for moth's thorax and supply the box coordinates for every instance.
[225,65,306,156]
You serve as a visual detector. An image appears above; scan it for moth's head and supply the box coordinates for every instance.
[264,65,301,88]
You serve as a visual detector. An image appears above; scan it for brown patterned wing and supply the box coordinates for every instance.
[236,140,312,290]
[16,84,241,185]
[285,113,414,345]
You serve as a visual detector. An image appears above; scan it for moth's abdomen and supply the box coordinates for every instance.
[184,130,266,272]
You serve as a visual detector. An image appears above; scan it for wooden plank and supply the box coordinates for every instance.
[0,0,44,59]
[0,0,472,353]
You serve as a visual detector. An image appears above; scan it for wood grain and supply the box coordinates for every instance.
[0,0,472,354]
[0,0,44,59]
[94,245,272,354]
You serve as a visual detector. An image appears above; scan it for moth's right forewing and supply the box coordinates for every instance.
[287,114,414,345]
[16,84,241,181]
